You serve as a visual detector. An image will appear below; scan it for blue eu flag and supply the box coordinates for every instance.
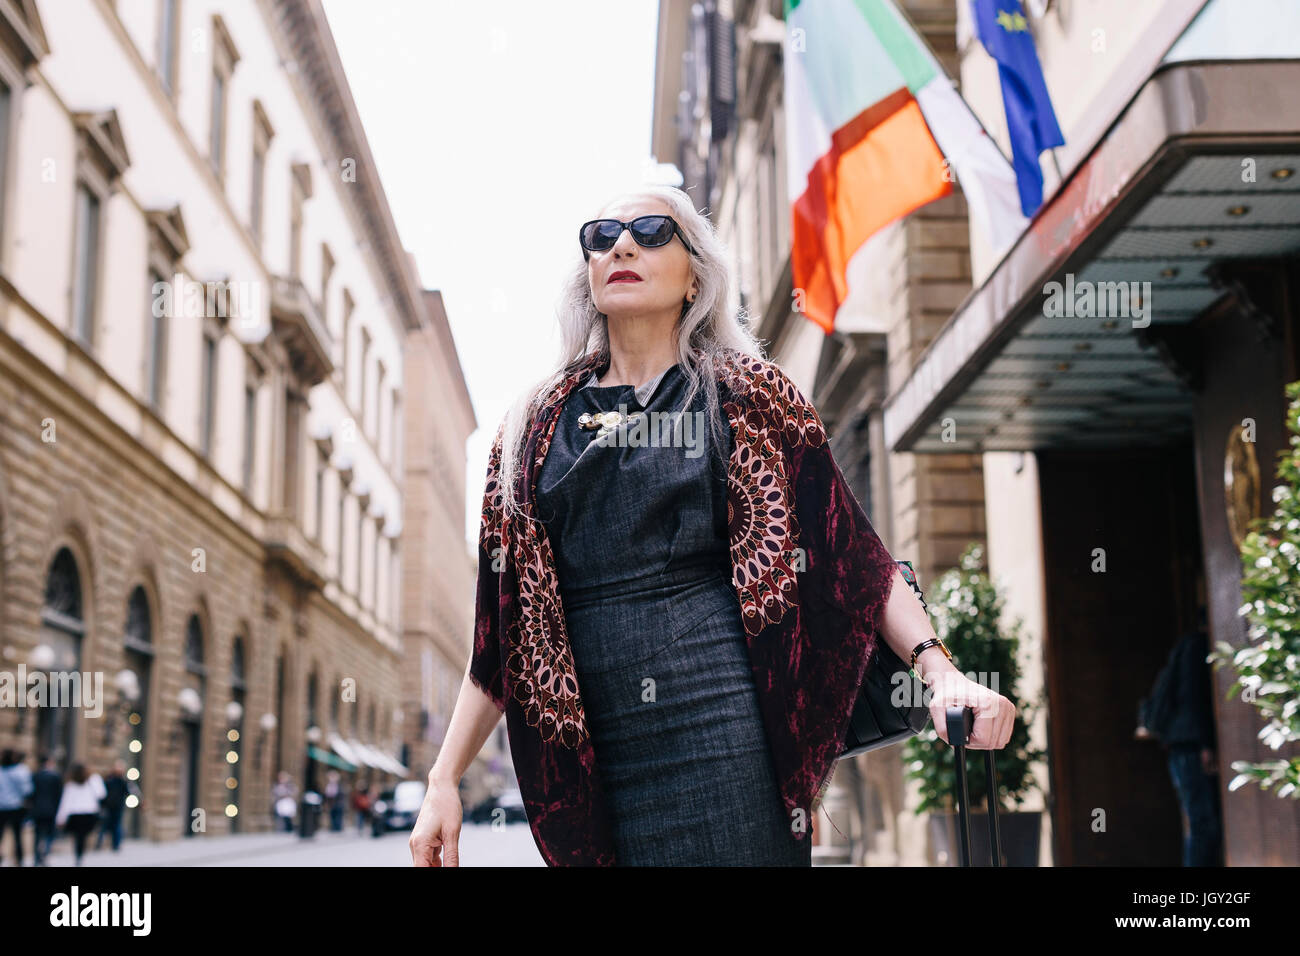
[972,0,1064,218]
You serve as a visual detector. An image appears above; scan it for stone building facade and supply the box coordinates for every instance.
[0,0,459,842]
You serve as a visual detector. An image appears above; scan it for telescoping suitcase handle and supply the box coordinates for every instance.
[946,705,1002,867]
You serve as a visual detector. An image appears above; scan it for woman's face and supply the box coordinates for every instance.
[587,198,697,320]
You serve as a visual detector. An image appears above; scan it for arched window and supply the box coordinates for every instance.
[36,548,85,774]
[330,674,340,731]
[273,650,286,776]
[227,635,247,831]
[306,669,319,729]
[304,667,321,791]
[179,613,206,837]
[121,585,153,838]
[185,616,204,676]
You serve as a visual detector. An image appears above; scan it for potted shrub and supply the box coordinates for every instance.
[1209,378,1300,801]
[903,542,1047,865]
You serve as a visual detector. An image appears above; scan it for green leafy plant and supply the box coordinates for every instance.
[1209,379,1300,800]
[903,542,1045,814]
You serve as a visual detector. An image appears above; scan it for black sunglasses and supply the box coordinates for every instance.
[579,215,696,260]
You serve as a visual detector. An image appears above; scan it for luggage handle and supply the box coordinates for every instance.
[946,705,1002,867]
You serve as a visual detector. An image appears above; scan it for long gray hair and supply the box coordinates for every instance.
[493,184,766,525]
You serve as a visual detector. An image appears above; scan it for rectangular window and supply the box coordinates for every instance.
[757,143,774,304]
[340,289,354,388]
[376,363,387,457]
[200,331,218,456]
[767,127,782,283]
[390,547,400,629]
[391,394,402,473]
[384,390,394,465]
[158,0,178,96]
[250,102,272,250]
[315,457,325,542]
[250,140,265,247]
[208,69,224,177]
[360,328,371,437]
[0,79,11,232]
[284,388,301,519]
[242,383,256,492]
[72,183,101,346]
[146,268,167,407]
[289,178,303,279]
[356,510,364,596]
[320,244,334,312]
[337,490,346,581]
[208,16,239,181]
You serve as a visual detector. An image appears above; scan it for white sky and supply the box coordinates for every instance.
[321,0,672,550]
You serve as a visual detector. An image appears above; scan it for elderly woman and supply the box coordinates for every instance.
[410,185,1015,867]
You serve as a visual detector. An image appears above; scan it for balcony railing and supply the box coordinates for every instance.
[263,512,327,591]
[270,274,334,387]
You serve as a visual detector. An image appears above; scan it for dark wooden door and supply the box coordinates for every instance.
[1038,443,1203,865]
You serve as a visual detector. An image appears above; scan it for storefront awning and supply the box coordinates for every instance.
[362,744,393,773]
[308,744,356,772]
[329,732,361,768]
[345,737,382,769]
[382,751,410,777]
[345,738,406,774]
[884,55,1300,453]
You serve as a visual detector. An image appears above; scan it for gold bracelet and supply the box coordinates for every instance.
[910,638,953,677]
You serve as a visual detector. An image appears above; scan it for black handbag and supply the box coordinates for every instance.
[838,559,933,759]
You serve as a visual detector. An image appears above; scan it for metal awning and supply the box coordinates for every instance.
[883,58,1300,453]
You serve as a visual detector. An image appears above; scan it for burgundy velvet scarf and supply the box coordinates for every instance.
[469,347,897,865]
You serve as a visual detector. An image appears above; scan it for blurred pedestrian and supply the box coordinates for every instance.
[1138,623,1224,866]
[0,749,34,866]
[351,783,371,834]
[30,754,62,866]
[272,771,297,833]
[324,770,344,832]
[55,763,106,866]
[94,760,133,852]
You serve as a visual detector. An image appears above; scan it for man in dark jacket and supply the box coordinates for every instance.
[95,760,133,852]
[30,754,63,866]
[1140,628,1224,866]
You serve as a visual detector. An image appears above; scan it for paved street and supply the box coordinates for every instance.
[13,822,544,868]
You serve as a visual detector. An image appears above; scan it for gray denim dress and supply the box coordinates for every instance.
[535,360,811,866]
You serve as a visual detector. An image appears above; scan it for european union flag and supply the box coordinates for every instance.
[972,0,1064,217]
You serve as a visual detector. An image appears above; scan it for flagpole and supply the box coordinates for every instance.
[884,0,1018,170]
[1048,148,1064,180]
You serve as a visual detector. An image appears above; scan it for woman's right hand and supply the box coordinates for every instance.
[409,778,463,867]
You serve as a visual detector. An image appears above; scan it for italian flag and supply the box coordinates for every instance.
[784,0,1026,334]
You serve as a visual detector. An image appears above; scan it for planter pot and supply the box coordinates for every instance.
[927,809,1042,866]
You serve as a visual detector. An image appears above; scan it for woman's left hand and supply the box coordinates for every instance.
[923,670,1017,749]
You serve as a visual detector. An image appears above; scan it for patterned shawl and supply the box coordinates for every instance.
[469,347,898,865]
